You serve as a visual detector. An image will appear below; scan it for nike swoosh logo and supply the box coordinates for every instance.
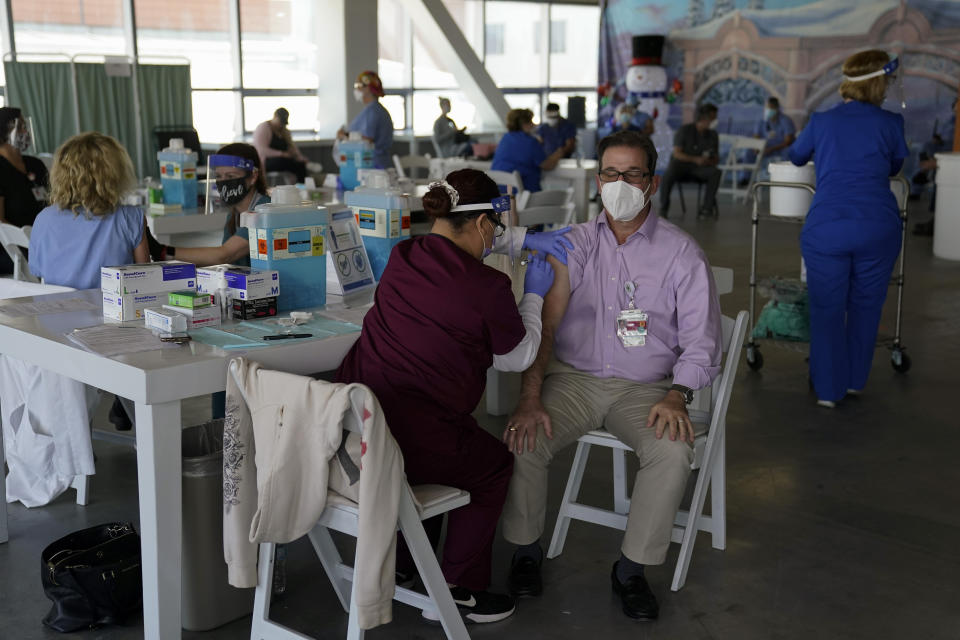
[454,595,477,607]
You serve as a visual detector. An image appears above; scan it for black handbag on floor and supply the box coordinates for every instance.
[40,522,143,632]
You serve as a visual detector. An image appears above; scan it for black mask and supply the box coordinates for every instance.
[216,177,249,206]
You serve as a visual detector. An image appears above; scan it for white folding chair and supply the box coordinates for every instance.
[517,204,576,228]
[546,307,748,592]
[517,187,573,211]
[0,223,38,283]
[250,387,471,640]
[717,136,767,203]
[392,153,433,184]
[485,170,525,198]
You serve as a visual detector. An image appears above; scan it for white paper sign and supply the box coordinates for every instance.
[325,208,375,296]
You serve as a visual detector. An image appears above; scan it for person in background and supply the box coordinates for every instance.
[755,97,796,161]
[153,143,269,268]
[788,50,908,408]
[536,103,577,158]
[658,103,721,219]
[253,107,308,183]
[337,71,394,169]
[337,168,572,625]
[433,97,473,158]
[29,132,147,287]
[491,108,565,192]
[0,106,49,274]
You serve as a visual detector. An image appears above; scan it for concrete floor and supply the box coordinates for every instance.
[2,194,959,639]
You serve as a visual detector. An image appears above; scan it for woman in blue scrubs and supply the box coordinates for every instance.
[337,71,394,169]
[491,108,565,192]
[789,50,908,407]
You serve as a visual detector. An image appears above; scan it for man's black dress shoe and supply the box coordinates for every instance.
[508,555,543,598]
[610,562,659,620]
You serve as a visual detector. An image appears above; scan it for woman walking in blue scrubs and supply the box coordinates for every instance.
[789,50,909,407]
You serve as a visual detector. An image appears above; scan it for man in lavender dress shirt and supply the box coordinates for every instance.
[500,130,722,620]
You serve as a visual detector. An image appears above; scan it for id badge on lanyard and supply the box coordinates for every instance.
[616,281,648,347]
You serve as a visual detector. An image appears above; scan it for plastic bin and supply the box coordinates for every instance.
[769,161,815,218]
[181,419,253,631]
[933,152,960,260]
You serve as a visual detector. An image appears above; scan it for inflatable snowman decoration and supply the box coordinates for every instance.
[624,35,676,170]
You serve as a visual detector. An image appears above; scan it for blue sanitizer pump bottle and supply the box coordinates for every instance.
[240,186,329,311]
[344,172,411,281]
[157,138,199,209]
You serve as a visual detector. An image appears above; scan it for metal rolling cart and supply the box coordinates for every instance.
[744,175,911,373]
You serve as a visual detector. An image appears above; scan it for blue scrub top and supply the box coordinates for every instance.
[29,204,144,289]
[536,118,577,157]
[755,113,796,160]
[226,192,271,267]
[789,101,908,228]
[348,101,395,169]
[491,131,547,192]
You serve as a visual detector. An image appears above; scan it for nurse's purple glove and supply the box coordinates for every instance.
[523,253,554,298]
[522,226,574,265]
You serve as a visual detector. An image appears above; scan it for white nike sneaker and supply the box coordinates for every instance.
[422,586,516,624]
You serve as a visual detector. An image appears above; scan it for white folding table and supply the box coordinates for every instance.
[0,288,364,639]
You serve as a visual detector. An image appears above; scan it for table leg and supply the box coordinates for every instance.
[135,400,182,639]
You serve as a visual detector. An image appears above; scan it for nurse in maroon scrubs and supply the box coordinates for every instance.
[337,168,567,624]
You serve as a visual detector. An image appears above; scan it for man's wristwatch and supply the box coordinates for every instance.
[670,384,694,405]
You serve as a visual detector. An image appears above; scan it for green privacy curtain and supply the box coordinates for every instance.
[3,61,77,154]
[136,64,193,178]
[74,63,139,171]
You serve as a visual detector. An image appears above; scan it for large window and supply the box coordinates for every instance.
[12,0,126,58]
[379,0,599,134]
[5,0,600,143]
[135,0,236,143]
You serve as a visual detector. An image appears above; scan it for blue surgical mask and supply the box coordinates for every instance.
[764,108,777,121]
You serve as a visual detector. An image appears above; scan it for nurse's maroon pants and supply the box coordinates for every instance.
[395,422,513,591]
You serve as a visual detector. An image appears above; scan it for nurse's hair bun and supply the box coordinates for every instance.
[422,169,501,220]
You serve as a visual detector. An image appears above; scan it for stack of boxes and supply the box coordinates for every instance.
[196,265,280,320]
[101,261,197,322]
[144,289,220,333]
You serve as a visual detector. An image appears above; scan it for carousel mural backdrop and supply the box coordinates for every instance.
[598,0,960,176]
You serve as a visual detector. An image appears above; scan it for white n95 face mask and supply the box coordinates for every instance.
[601,179,651,222]
[353,89,364,102]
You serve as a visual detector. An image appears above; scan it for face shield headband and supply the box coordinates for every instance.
[209,154,256,173]
[843,55,905,109]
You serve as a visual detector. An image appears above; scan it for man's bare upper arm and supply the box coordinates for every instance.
[543,255,571,337]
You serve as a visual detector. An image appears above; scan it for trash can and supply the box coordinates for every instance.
[182,419,253,631]
[769,161,815,218]
[933,152,960,261]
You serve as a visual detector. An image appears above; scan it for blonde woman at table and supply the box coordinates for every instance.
[29,132,148,430]
[28,132,148,288]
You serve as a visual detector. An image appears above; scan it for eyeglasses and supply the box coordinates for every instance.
[488,213,506,238]
[353,82,366,90]
[598,169,652,184]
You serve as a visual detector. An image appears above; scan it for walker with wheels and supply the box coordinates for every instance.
[744,175,911,374]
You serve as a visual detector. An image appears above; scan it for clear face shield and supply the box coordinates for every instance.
[450,192,516,268]
[205,153,256,214]
[8,116,35,153]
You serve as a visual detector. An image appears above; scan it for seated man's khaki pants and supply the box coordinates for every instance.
[502,360,706,566]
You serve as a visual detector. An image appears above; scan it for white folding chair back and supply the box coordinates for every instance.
[717,136,767,203]
[517,203,575,228]
[485,170,524,197]
[392,154,433,183]
[517,187,573,211]
[546,307,749,592]
[250,386,471,640]
[0,223,38,283]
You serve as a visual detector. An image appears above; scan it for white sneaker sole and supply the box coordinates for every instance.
[817,399,836,408]
[421,603,516,625]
